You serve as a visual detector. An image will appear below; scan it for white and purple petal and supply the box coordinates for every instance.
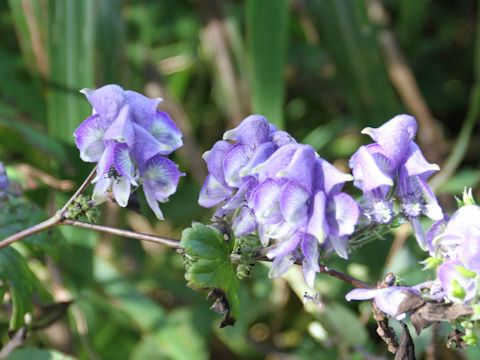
[140,155,184,201]
[149,111,183,154]
[202,140,232,188]
[280,182,310,226]
[232,206,257,236]
[198,174,233,208]
[103,105,134,145]
[113,143,137,185]
[326,193,359,237]
[74,114,109,162]
[223,144,253,187]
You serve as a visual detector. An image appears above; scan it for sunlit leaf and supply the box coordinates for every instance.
[180,222,239,327]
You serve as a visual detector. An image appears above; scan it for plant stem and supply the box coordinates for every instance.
[0,166,97,249]
[58,166,97,217]
[0,216,60,249]
[61,220,180,248]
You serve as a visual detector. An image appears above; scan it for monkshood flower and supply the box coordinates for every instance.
[198,114,295,235]
[349,114,443,250]
[74,84,184,219]
[0,162,8,193]
[250,143,359,287]
[346,286,420,320]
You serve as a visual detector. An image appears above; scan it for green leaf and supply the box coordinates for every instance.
[247,0,289,129]
[6,348,77,360]
[313,0,402,127]
[0,247,51,329]
[180,222,239,327]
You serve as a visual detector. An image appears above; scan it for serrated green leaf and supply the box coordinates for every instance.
[180,223,239,325]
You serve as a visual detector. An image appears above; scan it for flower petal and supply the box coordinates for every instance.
[350,145,393,193]
[223,144,253,187]
[202,140,233,188]
[314,158,353,194]
[268,253,297,279]
[280,182,309,226]
[267,232,302,259]
[140,155,184,201]
[149,111,183,154]
[301,233,320,272]
[103,105,134,145]
[74,114,109,162]
[223,114,271,147]
[113,143,137,185]
[144,186,164,220]
[125,90,162,129]
[306,191,328,244]
[112,176,131,207]
[232,206,257,236]
[132,123,169,164]
[250,179,285,224]
[362,114,417,167]
[326,193,359,236]
[271,130,296,147]
[198,174,232,208]
[94,141,115,182]
[80,85,125,123]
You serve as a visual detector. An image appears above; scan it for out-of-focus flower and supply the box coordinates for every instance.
[74,84,184,219]
[0,162,8,192]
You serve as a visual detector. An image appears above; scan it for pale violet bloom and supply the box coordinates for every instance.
[198,114,295,235]
[346,286,420,320]
[349,114,443,250]
[250,143,358,287]
[74,84,183,218]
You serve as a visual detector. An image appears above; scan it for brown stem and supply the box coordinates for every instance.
[0,216,59,250]
[58,166,97,217]
[61,220,180,249]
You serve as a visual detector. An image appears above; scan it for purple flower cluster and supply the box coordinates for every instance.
[199,115,359,287]
[74,85,184,219]
[349,114,443,250]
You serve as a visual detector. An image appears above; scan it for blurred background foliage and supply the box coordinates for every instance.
[1,0,480,359]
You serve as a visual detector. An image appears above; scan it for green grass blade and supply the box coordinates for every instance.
[47,0,95,143]
[247,0,289,129]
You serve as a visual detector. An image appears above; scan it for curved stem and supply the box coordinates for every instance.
[61,220,180,248]
[0,216,60,249]
[58,166,97,217]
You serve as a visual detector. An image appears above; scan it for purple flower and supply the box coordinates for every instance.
[198,115,295,235]
[0,162,8,192]
[350,115,443,250]
[346,286,420,320]
[251,143,359,287]
[74,84,183,218]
